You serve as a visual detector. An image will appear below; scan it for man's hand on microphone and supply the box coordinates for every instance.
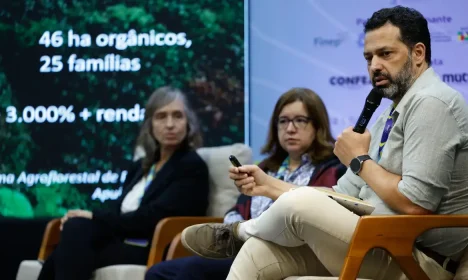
[334,127,371,166]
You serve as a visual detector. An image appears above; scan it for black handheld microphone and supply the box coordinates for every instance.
[353,88,383,134]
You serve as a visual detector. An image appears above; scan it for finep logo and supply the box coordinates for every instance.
[313,32,347,48]
[313,37,344,47]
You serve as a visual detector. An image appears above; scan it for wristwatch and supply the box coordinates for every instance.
[350,155,372,175]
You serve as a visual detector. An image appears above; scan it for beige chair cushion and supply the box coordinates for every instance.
[134,143,252,217]
[92,265,146,280]
[284,277,371,280]
[16,260,41,280]
[16,261,146,280]
[197,143,252,217]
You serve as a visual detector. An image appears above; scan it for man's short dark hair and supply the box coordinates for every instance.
[364,6,431,66]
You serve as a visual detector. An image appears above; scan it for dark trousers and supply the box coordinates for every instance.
[145,256,233,280]
[38,217,149,280]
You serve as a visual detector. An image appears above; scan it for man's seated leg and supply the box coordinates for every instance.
[181,188,356,260]
[184,188,454,279]
[227,237,330,280]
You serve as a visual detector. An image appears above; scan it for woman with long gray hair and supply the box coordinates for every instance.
[36,86,210,280]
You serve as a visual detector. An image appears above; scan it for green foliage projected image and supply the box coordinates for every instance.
[0,0,246,218]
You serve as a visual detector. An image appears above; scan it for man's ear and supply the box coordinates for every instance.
[412,42,426,66]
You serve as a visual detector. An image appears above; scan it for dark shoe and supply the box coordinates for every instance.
[181,222,244,259]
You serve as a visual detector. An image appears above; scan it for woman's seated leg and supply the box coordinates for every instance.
[39,217,99,280]
[146,256,232,280]
[38,217,123,280]
[175,257,233,280]
[145,257,188,280]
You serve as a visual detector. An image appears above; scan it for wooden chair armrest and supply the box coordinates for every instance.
[165,232,191,260]
[146,216,223,267]
[340,215,468,280]
[38,218,61,261]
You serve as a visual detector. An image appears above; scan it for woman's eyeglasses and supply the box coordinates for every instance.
[277,117,312,130]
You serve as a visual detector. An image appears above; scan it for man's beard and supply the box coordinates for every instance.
[372,56,414,100]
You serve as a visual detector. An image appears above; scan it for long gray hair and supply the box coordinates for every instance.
[135,86,203,174]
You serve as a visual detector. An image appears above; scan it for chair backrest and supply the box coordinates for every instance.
[134,143,253,217]
[454,247,468,280]
[196,143,253,217]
